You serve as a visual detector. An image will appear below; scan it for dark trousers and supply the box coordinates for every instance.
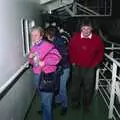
[70,65,95,107]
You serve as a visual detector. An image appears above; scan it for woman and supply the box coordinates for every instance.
[28,26,61,120]
[45,26,70,116]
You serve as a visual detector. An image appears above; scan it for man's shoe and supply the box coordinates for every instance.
[60,107,67,116]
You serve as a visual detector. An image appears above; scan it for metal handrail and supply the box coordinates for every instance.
[0,62,29,100]
[96,53,120,119]
[105,54,120,67]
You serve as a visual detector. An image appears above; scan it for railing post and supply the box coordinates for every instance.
[95,68,100,91]
[108,63,117,119]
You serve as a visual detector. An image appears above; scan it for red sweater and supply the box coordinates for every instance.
[68,32,104,68]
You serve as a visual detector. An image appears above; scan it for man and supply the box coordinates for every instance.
[69,19,104,112]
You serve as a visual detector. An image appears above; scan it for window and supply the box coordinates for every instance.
[28,20,36,49]
[21,19,35,56]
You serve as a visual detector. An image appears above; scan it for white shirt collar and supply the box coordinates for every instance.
[81,33,92,39]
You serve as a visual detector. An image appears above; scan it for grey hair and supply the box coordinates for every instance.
[30,26,44,34]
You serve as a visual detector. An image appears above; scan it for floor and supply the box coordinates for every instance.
[25,91,109,120]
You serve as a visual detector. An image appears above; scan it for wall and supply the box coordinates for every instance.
[0,0,42,120]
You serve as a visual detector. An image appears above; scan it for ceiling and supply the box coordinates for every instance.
[45,0,112,20]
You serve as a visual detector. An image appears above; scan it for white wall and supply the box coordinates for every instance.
[0,0,42,120]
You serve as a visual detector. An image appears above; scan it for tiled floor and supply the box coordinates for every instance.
[25,92,108,120]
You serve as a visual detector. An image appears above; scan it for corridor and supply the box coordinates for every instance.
[1,0,120,120]
[25,92,108,120]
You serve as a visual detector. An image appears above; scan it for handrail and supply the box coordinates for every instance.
[96,52,120,119]
[105,53,120,67]
[0,62,29,100]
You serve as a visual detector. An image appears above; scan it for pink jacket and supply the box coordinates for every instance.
[29,40,62,74]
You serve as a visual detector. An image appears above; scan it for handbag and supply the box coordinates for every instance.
[39,71,57,92]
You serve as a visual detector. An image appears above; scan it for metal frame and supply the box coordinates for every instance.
[96,54,120,120]
[96,31,120,120]
[51,0,112,17]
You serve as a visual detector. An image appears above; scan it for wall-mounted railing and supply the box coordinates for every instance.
[0,62,29,100]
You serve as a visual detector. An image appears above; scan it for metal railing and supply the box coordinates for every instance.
[96,31,120,120]
[0,62,29,100]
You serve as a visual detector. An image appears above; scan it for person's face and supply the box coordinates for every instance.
[81,25,92,37]
[46,34,54,42]
[31,30,43,43]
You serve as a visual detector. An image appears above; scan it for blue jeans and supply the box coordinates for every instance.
[55,67,70,108]
[40,92,53,120]
[34,74,53,120]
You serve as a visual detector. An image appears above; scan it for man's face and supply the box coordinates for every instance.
[81,25,92,38]
[31,30,42,43]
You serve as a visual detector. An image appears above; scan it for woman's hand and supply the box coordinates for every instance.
[29,53,35,59]
[39,61,45,67]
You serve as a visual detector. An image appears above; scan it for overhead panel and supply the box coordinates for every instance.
[40,0,55,4]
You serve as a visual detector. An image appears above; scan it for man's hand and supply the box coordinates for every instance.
[72,63,76,66]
